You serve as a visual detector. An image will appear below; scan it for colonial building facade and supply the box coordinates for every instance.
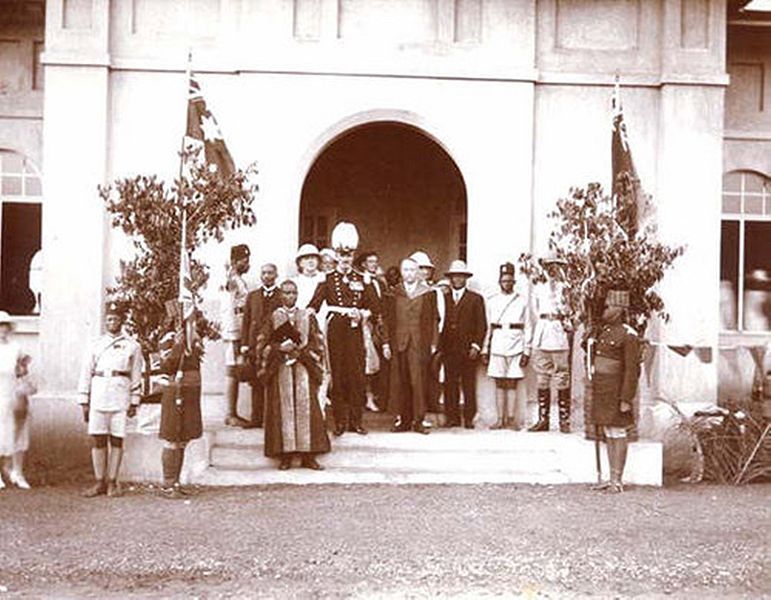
[0,1,769,455]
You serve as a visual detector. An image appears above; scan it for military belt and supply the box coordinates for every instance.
[94,369,131,378]
[491,323,524,330]
[539,313,560,320]
[593,355,622,375]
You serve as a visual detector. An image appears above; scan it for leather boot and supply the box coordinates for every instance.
[528,388,551,432]
[557,389,571,433]
[608,438,627,493]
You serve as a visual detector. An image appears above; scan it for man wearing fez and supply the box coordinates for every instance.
[530,252,572,433]
[223,244,251,427]
[241,263,281,428]
[77,301,143,497]
[587,290,640,493]
[482,263,531,429]
[157,300,204,499]
[256,280,329,470]
[440,260,487,429]
[308,222,383,436]
[382,258,439,434]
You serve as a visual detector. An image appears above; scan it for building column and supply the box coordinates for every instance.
[40,0,111,394]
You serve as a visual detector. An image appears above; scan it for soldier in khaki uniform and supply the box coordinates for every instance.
[222,244,251,427]
[587,290,641,493]
[482,263,532,429]
[77,301,143,497]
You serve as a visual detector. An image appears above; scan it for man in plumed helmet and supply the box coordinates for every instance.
[586,289,641,493]
[308,222,385,436]
[481,262,531,429]
[77,301,143,497]
[222,244,251,427]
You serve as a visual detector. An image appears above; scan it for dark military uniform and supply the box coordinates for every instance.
[590,322,640,428]
[158,330,203,444]
[308,269,383,432]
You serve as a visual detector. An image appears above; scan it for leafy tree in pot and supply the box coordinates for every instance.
[98,147,258,396]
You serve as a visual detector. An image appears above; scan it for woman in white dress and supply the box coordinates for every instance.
[0,311,33,489]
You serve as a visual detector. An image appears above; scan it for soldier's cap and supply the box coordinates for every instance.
[230,244,250,262]
[499,262,516,277]
[605,289,630,309]
[104,300,126,319]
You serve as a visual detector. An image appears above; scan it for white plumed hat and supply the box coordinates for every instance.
[331,222,359,253]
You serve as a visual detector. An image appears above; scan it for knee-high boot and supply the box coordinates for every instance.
[528,388,551,432]
[557,389,571,433]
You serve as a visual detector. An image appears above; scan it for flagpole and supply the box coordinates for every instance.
[178,48,193,360]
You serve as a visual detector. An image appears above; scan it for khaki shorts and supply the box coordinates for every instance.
[487,354,525,380]
[88,409,128,438]
[533,349,570,390]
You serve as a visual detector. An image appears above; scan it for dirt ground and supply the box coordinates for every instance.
[0,480,768,599]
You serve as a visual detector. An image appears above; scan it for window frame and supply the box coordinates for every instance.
[720,169,771,334]
[0,149,43,317]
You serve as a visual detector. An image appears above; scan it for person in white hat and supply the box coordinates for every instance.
[293,243,325,310]
[319,248,337,274]
[439,260,487,428]
[308,222,386,436]
[0,311,34,490]
[410,250,445,419]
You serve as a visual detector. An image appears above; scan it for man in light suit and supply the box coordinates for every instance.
[382,258,439,434]
[440,260,487,429]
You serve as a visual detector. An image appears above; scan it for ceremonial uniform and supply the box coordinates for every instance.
[77,331,143,438]
[483,291,532,382]
[222,268,250,373]
[587,289,640,493]
[529,263,572,433]
[157,330,203,444]
[308,268,382,432]
[590,322,640,429]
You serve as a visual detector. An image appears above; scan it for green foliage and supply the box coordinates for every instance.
[519,182,684,335]
[99,147,258,363]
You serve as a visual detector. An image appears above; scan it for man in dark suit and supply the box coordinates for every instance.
[440,260,487,429]
[241,263,281,428]
[382,258,439,434]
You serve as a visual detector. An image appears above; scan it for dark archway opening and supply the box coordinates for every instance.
[299,122,467,274]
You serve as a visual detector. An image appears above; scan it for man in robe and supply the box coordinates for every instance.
[256,280,329,470]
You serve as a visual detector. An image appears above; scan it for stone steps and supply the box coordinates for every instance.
[122,412,663,487]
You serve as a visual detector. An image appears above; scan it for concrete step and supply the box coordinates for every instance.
[121,427,662,487]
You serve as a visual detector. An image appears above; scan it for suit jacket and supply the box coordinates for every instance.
[440,288,487,357]
[242,286,282,354]
[383,281,439,354]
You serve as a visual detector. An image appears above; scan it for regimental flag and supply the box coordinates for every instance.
[611,78,643,238]
[178,209,195,355]
[185,71,235,179]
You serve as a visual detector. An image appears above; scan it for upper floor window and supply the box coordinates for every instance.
[0,149,42,316]
[720,170,770,333]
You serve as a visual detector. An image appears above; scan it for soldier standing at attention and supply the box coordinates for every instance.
[77,301,143,498]
[482,263,531,429]
[530,252,572,433]
[308,222,384,437]
[587,290,641,493]
[223,244,251,427]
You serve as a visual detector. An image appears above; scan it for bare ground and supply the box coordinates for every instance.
[0,481,768,599]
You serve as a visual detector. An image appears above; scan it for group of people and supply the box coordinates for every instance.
[59,222,639,498]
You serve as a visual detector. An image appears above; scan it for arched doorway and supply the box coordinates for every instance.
[299,122,467,273]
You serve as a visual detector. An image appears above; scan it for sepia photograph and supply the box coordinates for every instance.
[0,0,769,597]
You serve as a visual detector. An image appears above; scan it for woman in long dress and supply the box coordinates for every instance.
[0,311,33,489]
